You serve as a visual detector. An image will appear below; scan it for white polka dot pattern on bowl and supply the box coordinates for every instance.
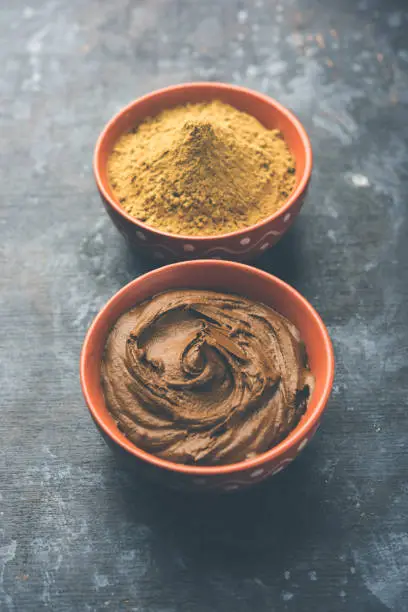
[250,468,264,478]
[224,484,239,492]
[297,438,309,452]
[283,213,291,223]
[271,458,293,475]
[272,465,285,475]
[135,230,146,241]
[183,244,195,252]
[203,227,288,259]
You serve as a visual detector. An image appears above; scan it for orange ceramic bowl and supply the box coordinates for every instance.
[94,82,312,262]
[80,261,334,492]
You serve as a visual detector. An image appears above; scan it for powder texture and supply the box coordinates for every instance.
[101,289,314,466]
[107,101,296,236]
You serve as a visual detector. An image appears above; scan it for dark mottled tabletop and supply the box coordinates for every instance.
[1,0,408,610]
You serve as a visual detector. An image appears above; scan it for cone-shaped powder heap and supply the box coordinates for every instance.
[108,101,296,236]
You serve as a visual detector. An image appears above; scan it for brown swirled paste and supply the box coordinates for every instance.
[101,290,314,466]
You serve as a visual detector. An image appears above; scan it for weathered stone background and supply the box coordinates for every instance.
[1,0,408,610]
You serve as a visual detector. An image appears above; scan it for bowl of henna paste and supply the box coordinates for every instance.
[80,261,334,492]
[94,82,312,262]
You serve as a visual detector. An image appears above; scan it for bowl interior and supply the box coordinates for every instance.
[82,262,333,471]
[96,83,309,210]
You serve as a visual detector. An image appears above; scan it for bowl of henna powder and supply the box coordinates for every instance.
[80,261,334,492]
[94,82,312,262]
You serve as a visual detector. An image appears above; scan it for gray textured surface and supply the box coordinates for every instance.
[1,0,408,610]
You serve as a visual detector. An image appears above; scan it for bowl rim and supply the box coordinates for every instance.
[80,260,334,476]
[93,81,313,242]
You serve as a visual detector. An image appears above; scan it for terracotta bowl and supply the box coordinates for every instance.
[80,261,334,492]
[94,82,312,262]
